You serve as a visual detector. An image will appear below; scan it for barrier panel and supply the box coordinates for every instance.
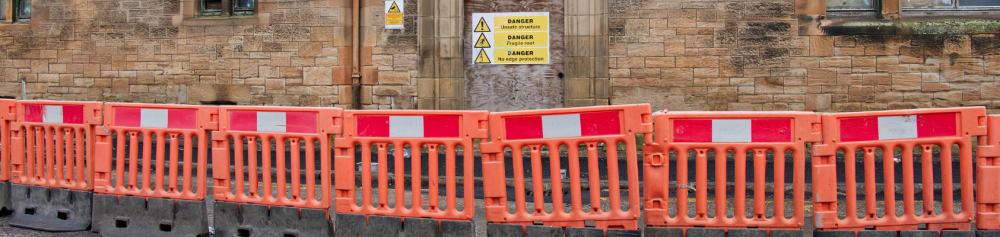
[211,105,341,236]
[979,115,1000,233]
[91,103,217,236]
[9,100,103,231]
[480,104,652,236]
[812,107,985,235]
[0,99,15,212]
[333,110,488,234]
[642,111,821,236]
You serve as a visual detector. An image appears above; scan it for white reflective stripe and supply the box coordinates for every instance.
[257,112,286,132]
[140,109,169,128]
[542,114,582,138]
[43,105,63,123]
[389,116,424,137]
[712,119,752,143]
[878,115,918,140]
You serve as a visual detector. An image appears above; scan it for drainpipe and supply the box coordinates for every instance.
[351,0,362,110]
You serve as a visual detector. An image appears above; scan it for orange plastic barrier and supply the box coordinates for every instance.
[333,110,489,220]
[93,103,219,200]
[978,115,1000,230]
[10,100,103,190]
[643,111,821,231]
[0,99,16,183]
[812,107,986,231]
[212,106,342,210]
[480,104,653,230]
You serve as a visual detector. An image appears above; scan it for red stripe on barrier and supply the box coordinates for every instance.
[357,116,389,137]
[505,116,543,140]
[230,111,258,132]
[168,109,198,129]
[751,119,791,142]
[63,106,84,124]
[918,113,956,138]
[285,112,317,133]
[839,117,878,142]
[424,115,460,138]
[673,119,712,142]
[23,105,43,122]
[115,107,143,127]
[580,111,620,136]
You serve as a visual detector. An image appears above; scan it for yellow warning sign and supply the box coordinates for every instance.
[494,16,548,32]
[470,12,549,64]
[384,0,404,29]
[475,49,491,64]
[474,34,491,48]
[495,32,547,48]
[493,48,548,64]
[474,17,491,32]
[388,1,400,13]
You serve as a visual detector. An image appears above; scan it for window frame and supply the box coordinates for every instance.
[902,0,1000,11]
[13,0,28,21]
[199,0,255,17]
[827,0,880,12]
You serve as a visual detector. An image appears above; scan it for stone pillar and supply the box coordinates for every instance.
[564,0,610,107]
[416,0,464,110]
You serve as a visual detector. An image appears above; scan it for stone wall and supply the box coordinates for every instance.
[607,0,1000,113]
[0,0,419,109]
[2,0,1000,113]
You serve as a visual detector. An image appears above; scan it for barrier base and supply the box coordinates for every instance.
[8,184,92,231]
[567,227,641,237]
[488,223,638,237]
[92,194,208,237]
[770,229,805,237]
[729,228,767,237]
[686,228,726,237]
[213,201,331,237]
[335,213,473,237]
[942,230,975,237]
[0,181,9,212]
[644,227,684,237]
[979,230,1000,237]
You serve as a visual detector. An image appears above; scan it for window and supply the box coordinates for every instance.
[2,0,29,23]
[1,0,6,22]
[201,0,253,16]
[828,0,876,10]
[904,0,1000,9]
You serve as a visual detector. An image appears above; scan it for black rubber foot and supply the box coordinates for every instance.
[729,228,767,237]
[486,223,566,237]
[213,201,331,237]
[686,228,726,237]
[8,184,92,231]
[979,230,1000,237]
[770,229,805,237]
[815,230,859,237]
[904,230,944,237]
[943,230,975,237]
[0,182,10,213]
[605,228,642,237]
[335,213,473,237]
[859,230,898,237]
[643,227,683,237]
[92,194,208,237]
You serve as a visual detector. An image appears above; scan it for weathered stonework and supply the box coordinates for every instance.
[608,0,1000,113]
[0,0,998,113]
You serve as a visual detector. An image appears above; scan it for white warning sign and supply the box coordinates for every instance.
[471,12,549,65]
[385,0,404,29]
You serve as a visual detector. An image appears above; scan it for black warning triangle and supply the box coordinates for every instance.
[388,1,401,13]
[474,17,491,32]
[474,33,491,48]
[475,49,491,64]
